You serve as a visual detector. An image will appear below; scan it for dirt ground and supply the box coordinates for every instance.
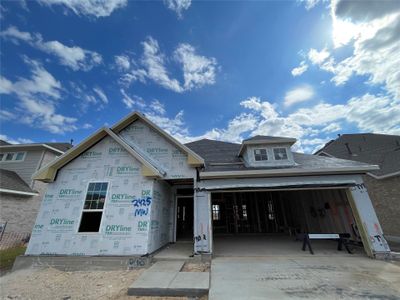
[0,267,208,300]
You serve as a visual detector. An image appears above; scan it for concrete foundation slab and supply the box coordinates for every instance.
[209,256,400,300]
[12,255,151,272]
[213,235,366,257]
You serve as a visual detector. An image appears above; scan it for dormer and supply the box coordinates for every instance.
[239,135,296,168]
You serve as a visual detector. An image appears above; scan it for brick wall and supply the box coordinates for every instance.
[363,175,400,238]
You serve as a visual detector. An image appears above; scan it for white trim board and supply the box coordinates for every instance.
[0,188,39,196]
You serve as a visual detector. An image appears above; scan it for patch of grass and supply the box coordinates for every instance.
[0,245,26,271]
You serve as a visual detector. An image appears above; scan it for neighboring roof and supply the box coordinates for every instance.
[33,127,164,182]
[0,140,11,146]
[185,139,378,179]
[315,133,400,178]
[239,135,296,156]
[0,142,72,155]
[0,168,38,196]
[111,111,204,166]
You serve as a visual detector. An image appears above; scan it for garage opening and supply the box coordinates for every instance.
[211,188,363,256]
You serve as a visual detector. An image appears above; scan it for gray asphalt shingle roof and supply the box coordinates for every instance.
[315,133,400,177]
[0,168,36,194]
[185,138,373,173]
[243,135,295,143]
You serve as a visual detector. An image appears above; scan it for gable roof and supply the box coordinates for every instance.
[0,168,38,196]
[111,111,204,166]
[185,139,378,179]
[33,127,165,182]
[315,133,400,178]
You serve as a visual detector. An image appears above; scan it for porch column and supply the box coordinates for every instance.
[193,189,212,254]
[346,176,391,258]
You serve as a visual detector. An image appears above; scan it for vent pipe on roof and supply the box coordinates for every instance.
[345,142,352,155]
[70,139,74,146]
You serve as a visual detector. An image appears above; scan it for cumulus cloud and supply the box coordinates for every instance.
[1,26,102,71]
[299,0,400,99]
[141,37,183,92]
[164,0,191,18]
[308,48,330,65]
[117,36,218,93]
[0,58,78,134]
[174,43,217,90]
[114,55,131,71]
[284,85,314,107]
[291,61,308,76]
[37,0,127,18]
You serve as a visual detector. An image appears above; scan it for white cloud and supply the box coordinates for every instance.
[141,37,183,92]
[284,85,314,107]
[0,134,34,144]
[0,58,78,134]
[120,89,146,109]
[174,43,217,90]
[164,0,191,18]
[301,1,400,99]
[308,48,330,65]
[114,55,131,71]
[118,37,218,93]
[1,26,102,71]
[93,87,108,104]
[0,110,16,121]
[291,61,308,76]
[322,122,341,133]
[149,100,166,115]
[299,0,323,10]
[37,0,127,18]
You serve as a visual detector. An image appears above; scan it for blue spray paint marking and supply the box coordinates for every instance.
[132,196,152,217]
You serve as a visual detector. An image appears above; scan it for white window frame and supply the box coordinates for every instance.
[253,148,268,161]
[77,181,109,234]
[273,147,288,160]
[0,152,26,162]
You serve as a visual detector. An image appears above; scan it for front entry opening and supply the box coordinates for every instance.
[176,196,194,241]
[212,189,363,256]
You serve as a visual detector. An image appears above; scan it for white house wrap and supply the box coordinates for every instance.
[27,112,391,259]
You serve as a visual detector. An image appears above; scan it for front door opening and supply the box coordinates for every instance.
[176,196,194,241]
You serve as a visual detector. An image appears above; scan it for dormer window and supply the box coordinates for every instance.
[273,148,288,160]
[254,149,268,161]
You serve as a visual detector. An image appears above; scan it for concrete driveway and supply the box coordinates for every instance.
[209,256,400,299]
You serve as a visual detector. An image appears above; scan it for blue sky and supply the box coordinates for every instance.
[1,0,399,153]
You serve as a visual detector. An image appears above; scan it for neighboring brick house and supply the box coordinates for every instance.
[0,140,72,248]
[315,133,400,243]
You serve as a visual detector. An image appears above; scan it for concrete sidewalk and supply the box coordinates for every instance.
[128,260,209,297]
[209,256,400,299]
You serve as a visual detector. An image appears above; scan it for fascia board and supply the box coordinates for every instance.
[0,188,39,196]
[367,170,400,180]
[200,165,380,179]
